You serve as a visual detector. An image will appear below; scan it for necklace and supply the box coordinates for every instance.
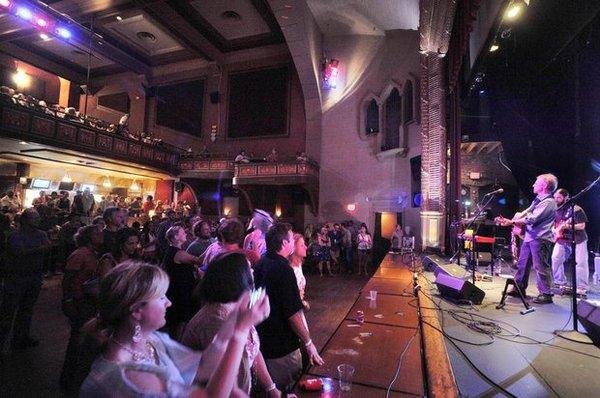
[112,338,156,363]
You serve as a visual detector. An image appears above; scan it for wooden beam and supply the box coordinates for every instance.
[0,42,85,82]
[134,0,223,63]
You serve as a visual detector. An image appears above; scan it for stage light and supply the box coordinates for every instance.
[346,203,356,212]
[490,44,499,52]
[39,33,50,41]
[505,0,529,20]
[36,18,47,27]
[12,70,30,88]
[16,7,33,20]
[116,15,123,21]
[0,0,11,8]
[56,27,71,39]
[19,141,28,145]
[275,205,282,218]
[322,58,339,89]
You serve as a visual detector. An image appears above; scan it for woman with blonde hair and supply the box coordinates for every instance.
[81,260,271,397]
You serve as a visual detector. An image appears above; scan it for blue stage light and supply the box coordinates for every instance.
[56,27,71,39]
[16,7,33,20]
[498,197,507,205]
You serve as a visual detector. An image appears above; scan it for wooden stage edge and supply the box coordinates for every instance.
[297,253,459,397]
[417,273,460,398]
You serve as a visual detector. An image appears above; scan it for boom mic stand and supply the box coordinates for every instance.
[448,193,497,285]
[554,175,600,344]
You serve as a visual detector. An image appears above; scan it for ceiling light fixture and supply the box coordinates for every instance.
[102,176,112,188]
[116,15,123,21]
[490,44,499,52]
[505,0,529,20]
[62,173,72,183]
[56,27,71,39]
[39,33,50,41]
[130,180,140,192]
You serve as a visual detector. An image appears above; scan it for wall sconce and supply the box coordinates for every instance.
[19,177,28,185]
[62,172,72,183]
[322,58,339,89]
[223,207,231,216]
[275,205,282,218]
[346,203,356,212]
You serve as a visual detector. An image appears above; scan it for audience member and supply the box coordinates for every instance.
[0,208,50,350]
[316,225,332,276]
[182,252,283,397]
[156,209,176,258]
[340,222,354,273]
[328,223,343,273]
[142,195,154,214]
[253,222,323,391]
[234,149,250,163]
[357,223,373,275]
[244,209,273,256]
[101,206,124,254]
[186,220,215,257]
[98,227,140,276]
[289,233,310,312]
[140,220,158,262]
[1,190,21,212]
[80,261,271,397]
[60,224,104,392]
[162,225,202,338]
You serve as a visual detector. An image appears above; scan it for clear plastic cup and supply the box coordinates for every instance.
[337,364,355,391]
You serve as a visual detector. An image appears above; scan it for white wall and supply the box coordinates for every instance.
[318,30,422,245]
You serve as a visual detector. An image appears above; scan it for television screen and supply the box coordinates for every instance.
[58,181,75,191]
[30,179,51,189]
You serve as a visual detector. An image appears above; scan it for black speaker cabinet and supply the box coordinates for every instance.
[577,300,600,347]
[435,272,485,305]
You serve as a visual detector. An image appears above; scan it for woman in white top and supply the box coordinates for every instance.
[80,260,270,397]
[357,223,373,275]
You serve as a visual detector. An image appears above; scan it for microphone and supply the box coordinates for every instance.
[483,188,504,197]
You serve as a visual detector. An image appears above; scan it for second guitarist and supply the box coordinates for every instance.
[551,188,589,297]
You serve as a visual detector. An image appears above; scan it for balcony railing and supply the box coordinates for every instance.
[0,99,180,174]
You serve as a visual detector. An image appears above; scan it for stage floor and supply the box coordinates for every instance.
[423,266,600,398]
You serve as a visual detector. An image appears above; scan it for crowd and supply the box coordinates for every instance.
[0,84,175,150]
[2,195,378,396]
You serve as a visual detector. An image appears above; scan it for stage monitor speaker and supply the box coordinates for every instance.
[577,300,600,347]
[210,91,220,104]
[423,255,469,279]
[435,272,485,305]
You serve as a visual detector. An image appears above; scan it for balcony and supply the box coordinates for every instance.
[232,159,319,186]
[179,154,234,179]
[0,99,180,175]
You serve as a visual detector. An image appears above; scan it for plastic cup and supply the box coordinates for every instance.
[369,290,378,300]
[337,364,355,391]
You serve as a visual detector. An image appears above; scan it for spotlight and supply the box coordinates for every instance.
[39,33,50,41]
[116,15,123,21]
[490,44,499,52]
[36,18,47,27]
[56,27,71,39]
[505,0,529,20]
[0,0,11,8]
[16,7,33,20]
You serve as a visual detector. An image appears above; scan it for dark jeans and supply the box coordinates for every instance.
[0,274,43,348]
[343,247,354,272]
[515,239,554,295]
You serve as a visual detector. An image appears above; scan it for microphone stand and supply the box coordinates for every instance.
[448,193,497,285]
[554,175,600,343]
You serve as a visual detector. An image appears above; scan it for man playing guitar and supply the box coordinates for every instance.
[551,188,589,298]
[495,174,558,304]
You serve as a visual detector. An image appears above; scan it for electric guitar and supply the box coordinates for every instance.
[552,217,572,242]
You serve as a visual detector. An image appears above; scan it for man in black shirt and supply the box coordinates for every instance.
[101,206,124,254]
[254,222,324,391]
[551,188,589,296]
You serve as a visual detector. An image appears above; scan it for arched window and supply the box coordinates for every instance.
[383,88,401,150]
[403,80,414,123]
[365,99,379,135]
